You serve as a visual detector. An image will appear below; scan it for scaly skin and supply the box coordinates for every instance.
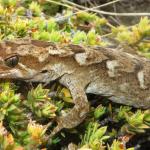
[0,38,150,137]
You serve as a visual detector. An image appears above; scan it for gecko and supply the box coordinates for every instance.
[0,38,150,137]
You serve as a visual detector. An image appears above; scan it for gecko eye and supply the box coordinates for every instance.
[4,55,19,68]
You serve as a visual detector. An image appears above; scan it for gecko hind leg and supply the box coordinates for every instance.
[49,75,90,137]
[50,102,89,138]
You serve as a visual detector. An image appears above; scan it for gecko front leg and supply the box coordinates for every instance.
[50,74,90,137]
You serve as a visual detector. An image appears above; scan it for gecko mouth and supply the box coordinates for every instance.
[0,68,39,81]
[0,72,13,78]
[0,69,24,79]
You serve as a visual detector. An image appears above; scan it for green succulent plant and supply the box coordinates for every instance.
[13,19,28,37]
[108,139,134,150]
[80,122,109,150]
[0,4,6,15]
[29,1,42,17]
[72,31,87,44]
[116,106,131,121]
[46,19,58,32]
[0,122,22,150]
[87,29,101,45]
[26,84,57,119]
[16,6,26,16]
[0,83,27,134]
[121,110,150,133]
[94,105,107,119]
[0,0,19,7]
[48,30,61,42]
[32,31,50,41]
[112,17,150,56]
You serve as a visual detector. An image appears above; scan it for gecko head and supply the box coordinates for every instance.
[0,52,39,80]
[0,39,67,81]
[0,40,45,80]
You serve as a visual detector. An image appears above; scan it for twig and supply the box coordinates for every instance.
[89,10,150,16]
[95,0,121,8]
[46,0,150,17]
[64,0,150,16]
[45,0,79,10]
[64,0,121,10]
[101,33,113,37]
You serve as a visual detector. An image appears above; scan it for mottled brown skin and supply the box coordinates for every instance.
[0,38,150,137]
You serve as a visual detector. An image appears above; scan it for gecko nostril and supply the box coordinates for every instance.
[40,70,48,73]
[4,55,19,68]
